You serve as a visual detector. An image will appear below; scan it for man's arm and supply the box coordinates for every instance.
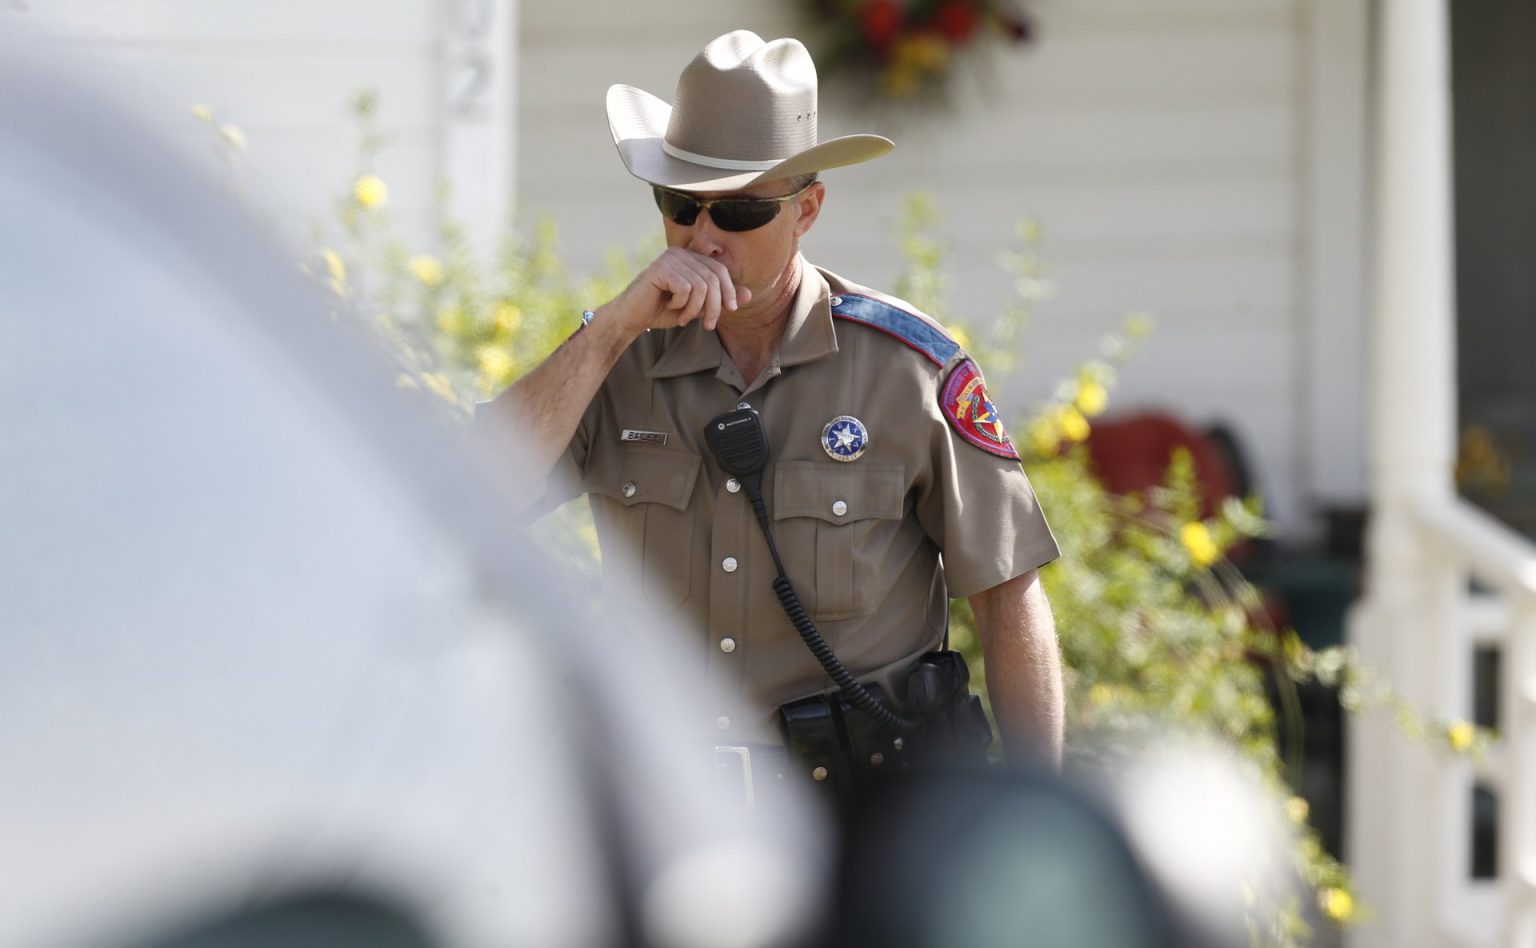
[473,248,748,492]
[967,569,1064,768]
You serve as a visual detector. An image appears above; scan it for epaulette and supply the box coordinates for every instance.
[830,292,961,367]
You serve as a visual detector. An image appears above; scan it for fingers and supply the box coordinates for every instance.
[650,249,738,331]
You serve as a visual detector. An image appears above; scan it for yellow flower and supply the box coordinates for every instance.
[434,305,465,335]
[946,324,972,352]
[1448,720,1476,752]
[880,64,921,98]
[411,255,445,286]
[1181,521,1220,568]
[1058,406,1091,442]
[217,123,246,150]
[1284,796,1310,825]
[353,174,389,209]
[421,372,457,403]
[190,104,213,123]
[492,303,522,335]
[1075,380,1109,417]
[320,248,346,294]
[476,345,515,385]
[1319,886,1354,922]
[1028,416,1060,456]
[895,34,951,73]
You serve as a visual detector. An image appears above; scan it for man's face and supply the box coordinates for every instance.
[659,178,825,311]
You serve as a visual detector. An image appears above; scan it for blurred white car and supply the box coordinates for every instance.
[0,36,825,948]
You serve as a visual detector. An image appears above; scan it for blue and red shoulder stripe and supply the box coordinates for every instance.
[830,293,1020,461]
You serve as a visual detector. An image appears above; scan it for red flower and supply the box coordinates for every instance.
[859,0,903,53]
[933,0,979,44]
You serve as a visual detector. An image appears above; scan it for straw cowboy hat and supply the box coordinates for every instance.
[606,30,893,192]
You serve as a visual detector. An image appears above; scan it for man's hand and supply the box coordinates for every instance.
[599,247,752,334]
[474,248,751,504]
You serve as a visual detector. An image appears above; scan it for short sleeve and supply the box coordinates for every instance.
[914,357,1060,598]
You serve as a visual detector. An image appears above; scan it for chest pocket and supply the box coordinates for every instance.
[773,460,906,621]
[583,442,700,610]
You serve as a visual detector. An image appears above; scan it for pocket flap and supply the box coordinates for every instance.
[773,460,905,523]
[583,442,700,512]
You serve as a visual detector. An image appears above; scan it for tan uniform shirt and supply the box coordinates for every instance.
[551,259,1058,742]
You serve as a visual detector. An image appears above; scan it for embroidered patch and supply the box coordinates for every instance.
[941,359,1020,460]
[821,415,869,462]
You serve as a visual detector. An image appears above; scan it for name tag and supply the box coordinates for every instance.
[621,429,670,446]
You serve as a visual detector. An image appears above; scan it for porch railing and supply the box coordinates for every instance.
[1376,495,1536,947]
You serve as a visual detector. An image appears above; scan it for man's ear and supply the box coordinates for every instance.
[792,182,826,238]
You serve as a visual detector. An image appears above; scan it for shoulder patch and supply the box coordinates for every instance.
[830,293,961,367]
[941,358,1021,460]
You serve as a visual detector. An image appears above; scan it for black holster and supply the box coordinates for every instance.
[778,649,992,811]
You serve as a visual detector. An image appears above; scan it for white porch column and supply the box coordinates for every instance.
[440,0,518,254]
[1348,1,1459,946]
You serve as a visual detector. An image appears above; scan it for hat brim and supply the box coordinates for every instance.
[607,84,893,192]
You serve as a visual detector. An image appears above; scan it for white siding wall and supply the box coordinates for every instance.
[2,0,516,255]
[3,0,1368,538]
[517,0,1369,538]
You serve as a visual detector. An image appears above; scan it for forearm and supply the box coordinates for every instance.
[472,246,747,501]
[969,570,1064,768]
[474,312,638,495]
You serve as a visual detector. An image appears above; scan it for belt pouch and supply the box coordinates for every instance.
[778,693,850,804]
[833,692,904,779]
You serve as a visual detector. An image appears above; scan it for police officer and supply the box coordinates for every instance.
[482,30,1064,771]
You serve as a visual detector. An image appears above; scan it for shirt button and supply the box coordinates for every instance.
[622,482,637,498]
[717,716,731,730]
[726,478,741,494]
[832,500,848,517]
[721,556,739,573]
[812,766,829,781]
[719,637,736,653]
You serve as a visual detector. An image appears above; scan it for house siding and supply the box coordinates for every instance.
[3,0,1367,538]
[4,0,516,255]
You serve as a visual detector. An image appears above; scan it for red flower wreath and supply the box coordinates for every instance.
[804,0,1035,99]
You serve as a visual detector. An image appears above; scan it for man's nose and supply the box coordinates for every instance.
[687,210,727,257]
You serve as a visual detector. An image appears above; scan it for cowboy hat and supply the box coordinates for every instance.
[607,30,893,192]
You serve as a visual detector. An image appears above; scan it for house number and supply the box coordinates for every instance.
[448,0,495,120]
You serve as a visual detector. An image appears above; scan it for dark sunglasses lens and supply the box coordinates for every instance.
[709,200,781,232]
[653,188,701,226]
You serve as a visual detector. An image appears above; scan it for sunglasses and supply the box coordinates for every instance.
[651,181,815,232]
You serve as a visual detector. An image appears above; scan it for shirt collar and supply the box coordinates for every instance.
[776,260,839,368]
[644,256,839,380]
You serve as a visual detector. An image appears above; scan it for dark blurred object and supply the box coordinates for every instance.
[831,771,1175,948]
[122,897,436,948]
[828,760,1277,948]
